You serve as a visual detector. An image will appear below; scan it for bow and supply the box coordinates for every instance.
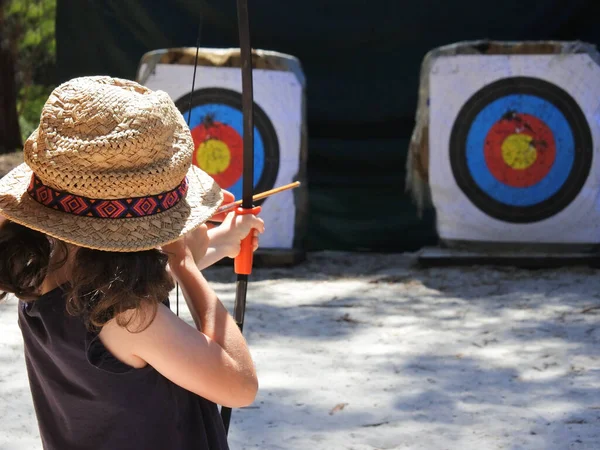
[220,0,257,434]
[180,0,255,436]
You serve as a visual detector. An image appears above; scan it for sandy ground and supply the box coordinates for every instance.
[0,152,23,178]
[1,251,599,449]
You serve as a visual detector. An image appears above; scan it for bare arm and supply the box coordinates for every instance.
[186,211,265,270]
[169,254,258,392]
[189,226,238,270]
[99,243,258,408]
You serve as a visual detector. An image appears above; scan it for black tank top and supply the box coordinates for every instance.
[18,286,229,450]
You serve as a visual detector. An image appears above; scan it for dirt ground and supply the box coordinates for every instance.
[0,152,23,178]
[1,251,599,449]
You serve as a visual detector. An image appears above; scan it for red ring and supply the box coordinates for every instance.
[190,120,243,189]
[484,113,556,188]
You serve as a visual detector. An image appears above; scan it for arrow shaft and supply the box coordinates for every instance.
[214,181,300,216]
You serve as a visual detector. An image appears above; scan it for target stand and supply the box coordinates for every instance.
[406,41,600,267]
[136,48,307,266]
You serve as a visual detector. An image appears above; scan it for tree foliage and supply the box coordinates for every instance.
[3,0,56,143]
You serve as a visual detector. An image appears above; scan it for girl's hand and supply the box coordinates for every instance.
[211,211,265,259]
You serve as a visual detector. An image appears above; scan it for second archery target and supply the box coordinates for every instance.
[429,53,600,245]
[136,48,307,250]
[450,76,593,224]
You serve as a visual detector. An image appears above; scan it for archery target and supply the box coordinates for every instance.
[450,76,593,223]
[175,88,280,204]
[429,54,600,244]
[137,49,305,249]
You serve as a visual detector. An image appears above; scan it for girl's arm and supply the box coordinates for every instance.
[185,224,243,270]
[98,225,263,408]
[187,211,265,270]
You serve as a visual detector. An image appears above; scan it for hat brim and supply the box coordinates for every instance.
[0,163,223,252]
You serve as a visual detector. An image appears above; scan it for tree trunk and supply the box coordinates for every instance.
[0,1,22,154]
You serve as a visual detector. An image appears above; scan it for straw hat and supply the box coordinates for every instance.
[0,76,223,252]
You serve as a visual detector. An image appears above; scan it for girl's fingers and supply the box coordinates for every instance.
[241,215,265,234]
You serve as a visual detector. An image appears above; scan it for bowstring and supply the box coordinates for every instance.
[177,19,203,317]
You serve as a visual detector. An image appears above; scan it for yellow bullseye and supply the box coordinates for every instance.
[501,134,537,170]
[196,139,231,175]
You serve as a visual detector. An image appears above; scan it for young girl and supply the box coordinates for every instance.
[0,76,264,449]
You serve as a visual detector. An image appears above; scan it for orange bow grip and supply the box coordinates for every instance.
[234,206,262,275]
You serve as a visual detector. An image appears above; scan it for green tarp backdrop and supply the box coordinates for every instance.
[56,0,600,251]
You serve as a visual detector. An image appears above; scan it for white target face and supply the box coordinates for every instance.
[429,54,600,244]
[139,59,304,249]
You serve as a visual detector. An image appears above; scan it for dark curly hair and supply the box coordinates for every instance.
[0,220,174,331]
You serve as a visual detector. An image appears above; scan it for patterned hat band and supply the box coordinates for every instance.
[27,174,189,219]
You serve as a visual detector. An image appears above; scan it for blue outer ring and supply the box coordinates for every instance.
[465,94,574,207]
[187,103,265,201]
